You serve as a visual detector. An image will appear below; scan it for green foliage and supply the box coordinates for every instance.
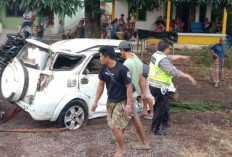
[0,0,84,17]
[170,107,183,114]
[197,46,212,67]
[224,46,232,68]
[127,0,232,12]
[127,0,161,12]
[170,101,222,111]
[227,10,232,35]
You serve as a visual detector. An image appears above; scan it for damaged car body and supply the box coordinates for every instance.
[1,39,176,130]
[1,39,145,130]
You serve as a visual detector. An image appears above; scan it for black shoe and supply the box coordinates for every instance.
[152,129,167,136]
[161,122,171,129]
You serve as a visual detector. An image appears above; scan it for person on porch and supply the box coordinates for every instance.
[174,17,184,32]
[119,14,125,26]
[123,24,133,40]
[155,16,165,32]
[203,18,211,33]
[211,18,222,33]
[130,9,137,31]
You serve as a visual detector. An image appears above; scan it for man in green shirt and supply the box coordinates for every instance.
[119,41,150,150]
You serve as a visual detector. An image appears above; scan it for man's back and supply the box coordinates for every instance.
[124,57,142,97]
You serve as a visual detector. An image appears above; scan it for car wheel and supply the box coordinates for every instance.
[56,100,88,130]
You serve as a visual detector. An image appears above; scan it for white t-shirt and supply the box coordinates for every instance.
[23,12,32,22]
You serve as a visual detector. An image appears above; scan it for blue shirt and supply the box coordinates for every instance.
[110,24,119,39]
[210,43,226,61]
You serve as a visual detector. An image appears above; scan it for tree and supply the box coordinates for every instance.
[84,0,102,38]
[0,0,83,17]
[127,0,232,11]
[0,0,102,38]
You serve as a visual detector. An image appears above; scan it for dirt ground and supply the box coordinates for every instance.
[1,48,232,157]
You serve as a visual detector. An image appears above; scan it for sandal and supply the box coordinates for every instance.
[144,115,153,120]
[107,152,115,157]
[141,113,148,117]
[134,144,150,150]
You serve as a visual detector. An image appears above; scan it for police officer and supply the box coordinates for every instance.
[148,40,196,135]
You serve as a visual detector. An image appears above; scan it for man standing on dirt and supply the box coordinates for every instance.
[148,40,197,135]
[91,46,133,157]
[119,41,150,150]
[210,37,226,88]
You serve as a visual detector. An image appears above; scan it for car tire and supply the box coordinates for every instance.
[56,99,88,130]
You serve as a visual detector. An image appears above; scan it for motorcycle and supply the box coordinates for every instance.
[2,28,31,51]
[0,45,22,74]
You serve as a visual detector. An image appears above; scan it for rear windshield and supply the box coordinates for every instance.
[17,44,49,70]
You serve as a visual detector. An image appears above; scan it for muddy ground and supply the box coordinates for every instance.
[0,49,232,157]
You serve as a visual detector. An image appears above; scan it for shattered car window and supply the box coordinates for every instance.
[85,54,101,74]
[17,44,49,70]
[52,53,85,70]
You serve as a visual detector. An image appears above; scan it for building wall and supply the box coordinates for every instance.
[0,7,23,29]
[115,1,212,30]
[136,7,164,30]
[147,33,225,45]
[195,6,200,22]
[115,0,128,20]
[206,5,212,21]
[115,0,165,30]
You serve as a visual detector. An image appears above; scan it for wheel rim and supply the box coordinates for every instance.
[64,106,85,130]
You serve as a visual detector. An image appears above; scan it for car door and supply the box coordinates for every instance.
[78,52,108,118]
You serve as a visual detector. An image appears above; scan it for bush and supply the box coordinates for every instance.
[224,46,232,68]
[196,46,212,67]
[170,101,222,111]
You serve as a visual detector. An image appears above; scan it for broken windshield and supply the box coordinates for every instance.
[17,43,50,70]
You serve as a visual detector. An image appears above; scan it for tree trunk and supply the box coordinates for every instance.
[85,0,101,38]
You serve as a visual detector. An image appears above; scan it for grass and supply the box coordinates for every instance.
[170,101,222,114]
[171,101,222,111]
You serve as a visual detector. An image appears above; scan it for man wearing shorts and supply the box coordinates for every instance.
[92,46,133,157]
[119,41,150,150]
[19,10,33,34]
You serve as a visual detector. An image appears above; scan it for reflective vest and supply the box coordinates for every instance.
[148,52,172,87]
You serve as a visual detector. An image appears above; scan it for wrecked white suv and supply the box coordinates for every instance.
[1,39,176,130]
[1,39,141,129]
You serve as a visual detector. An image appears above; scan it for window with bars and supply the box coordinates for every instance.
[6,7,24,17]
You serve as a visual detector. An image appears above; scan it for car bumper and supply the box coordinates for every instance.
[16,101,53,121]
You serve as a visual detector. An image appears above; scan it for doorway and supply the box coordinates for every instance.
[176,3,196,32]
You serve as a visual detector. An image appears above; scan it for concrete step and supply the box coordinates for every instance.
[43,34,62,40]
[42,38,62,44]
